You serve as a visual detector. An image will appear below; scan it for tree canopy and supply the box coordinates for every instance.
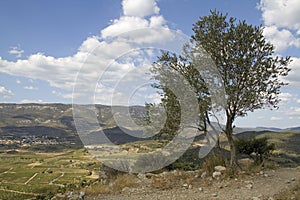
[149,10,291,168]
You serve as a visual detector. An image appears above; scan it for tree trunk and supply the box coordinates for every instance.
[226,131,238,168]
[225,115,240,170]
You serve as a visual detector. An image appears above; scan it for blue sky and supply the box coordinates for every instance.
[0,0,300,128]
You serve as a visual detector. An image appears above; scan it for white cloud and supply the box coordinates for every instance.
[16,79,21,84]
[283,57,300,88]
[278,92,293,102]
[52,90,73,99]
[295,107,300,112]
[0,53,82,91]
[270,116,282,121]
[101,15,167,39]
[263,26,300,52]
[279,106,300,117]
[258,0,300,56]
[150,15,165,27]
[24,86,38,90]
[0,86,14,98]
[0,0,185,105]
[258,0,300,32]
[20,99,43,104]
[8,46,24,58]
[122,0,159,17]
[297,99,300,103]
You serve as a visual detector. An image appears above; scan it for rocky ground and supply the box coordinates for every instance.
[85,167,300,200]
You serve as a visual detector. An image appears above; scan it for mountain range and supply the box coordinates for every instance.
[0,103,299,146]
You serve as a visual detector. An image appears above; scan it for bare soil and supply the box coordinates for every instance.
[87,167,300,200]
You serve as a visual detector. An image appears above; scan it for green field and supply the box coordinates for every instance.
[0,149,100,199]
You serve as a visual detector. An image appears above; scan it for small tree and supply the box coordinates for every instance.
[150,51,212,139]
[235,137,275,162]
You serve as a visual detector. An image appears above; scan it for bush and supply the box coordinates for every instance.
[235,137,275,162]
[165,147,203,171]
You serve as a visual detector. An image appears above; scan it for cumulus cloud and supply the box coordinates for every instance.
[258,0,300,54]
[101,15,167,39]
[122,0,160,17]
[263,26,300,52]
[0,86,14,98]
[283,57,300,88]
[258,0,300,32]
[0,53,83,91]
[0,0,185,105]
[258,0,300,91]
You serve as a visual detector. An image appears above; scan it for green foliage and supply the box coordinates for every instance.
[192,10,291,116]
[150,10,291,168]
[235,137,275,162]
[165,147,203,171]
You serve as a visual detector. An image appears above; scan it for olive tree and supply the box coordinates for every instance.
[150,10,291,169]
[191,11,291,168]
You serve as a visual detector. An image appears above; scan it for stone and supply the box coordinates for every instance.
[198,187,203,192]
[246,184,253,189]
[201,171,207,178]
[212,171,222,179]
[212,193,218,197]
[137,173,146,179]
[259,171,264,175]
[214,165,226,172]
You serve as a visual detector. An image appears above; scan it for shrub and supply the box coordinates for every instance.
[165,147,202,171]
[235,137,275,163]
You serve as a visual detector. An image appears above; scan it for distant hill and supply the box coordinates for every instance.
[0,103,148,146]
[0,103,299,147]
[283,127,300,131]
[256,127,282,131]
[81,126,148,145]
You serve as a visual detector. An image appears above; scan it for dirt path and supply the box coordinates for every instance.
[24,172,38,185]
[49,172,65,186]
[0,188,40,197]
[88,167,300,200]
[1,167,13,174]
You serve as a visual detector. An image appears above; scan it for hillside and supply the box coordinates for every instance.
[0,103,148,149]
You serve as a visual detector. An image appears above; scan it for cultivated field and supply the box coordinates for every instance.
[0,149,100,199]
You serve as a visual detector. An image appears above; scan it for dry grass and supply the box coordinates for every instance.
[149,169,202,190]
[112,174,139,192]
[202,153,226,174]
[82,173,139,195]
[151,177,173,190]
